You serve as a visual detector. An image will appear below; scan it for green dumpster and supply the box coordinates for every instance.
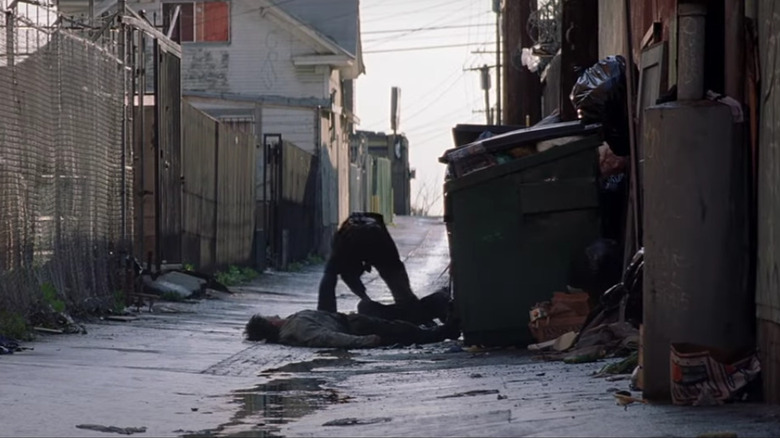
[443,129,603,347]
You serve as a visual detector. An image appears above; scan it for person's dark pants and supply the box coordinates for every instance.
[345,313,450,346]
[357,289,451,325]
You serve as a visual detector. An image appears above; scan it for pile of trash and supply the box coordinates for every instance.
[528,246,644,366]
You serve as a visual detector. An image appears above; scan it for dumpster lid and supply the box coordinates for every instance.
[440,121,601,164]
[451,124,527,148]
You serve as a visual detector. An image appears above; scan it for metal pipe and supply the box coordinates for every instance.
[138,31,146,261]
[119,14,127,247]
[128,27,136,258]
[495,7,501,125]
[677,2,707,101]
[724,0,744,102]
[153,39,161,272]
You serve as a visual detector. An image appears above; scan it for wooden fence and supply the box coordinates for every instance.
[181,102,255,271]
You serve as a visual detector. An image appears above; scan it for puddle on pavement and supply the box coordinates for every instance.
[181,377,344,438]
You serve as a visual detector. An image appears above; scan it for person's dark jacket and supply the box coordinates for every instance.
[279,310,381,348]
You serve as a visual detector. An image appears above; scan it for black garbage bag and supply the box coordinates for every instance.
[570,55,630,156]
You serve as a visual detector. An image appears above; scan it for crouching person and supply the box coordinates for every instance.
[245,309,460,349]
[318,212,420,313]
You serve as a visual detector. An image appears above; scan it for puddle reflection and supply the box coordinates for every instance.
[182,377,337,437]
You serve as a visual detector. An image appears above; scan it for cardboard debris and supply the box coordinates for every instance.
[671,343,760,406]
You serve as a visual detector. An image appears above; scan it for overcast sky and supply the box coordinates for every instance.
[357,0,498,216]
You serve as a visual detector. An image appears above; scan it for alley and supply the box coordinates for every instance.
[2,217,780,437]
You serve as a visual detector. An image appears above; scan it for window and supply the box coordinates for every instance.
[163,2,229,43]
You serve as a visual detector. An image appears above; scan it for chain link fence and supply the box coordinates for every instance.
[0,8,129,322]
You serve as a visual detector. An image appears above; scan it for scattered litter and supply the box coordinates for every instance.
[529,292,590,343]
[630,365,642,391]
[104,315,138,323]
[75,424,147,435]
[563,345,606,364]
[595,351,638,376]
[671,343,760,406]
[33,327,64,334]
[322,417,392,427]
[438,389,500,399]
[613,390,647,411]
[528,339,556,351]
[605,375,630,382]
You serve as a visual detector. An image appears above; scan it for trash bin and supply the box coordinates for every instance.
[443,123,603,347]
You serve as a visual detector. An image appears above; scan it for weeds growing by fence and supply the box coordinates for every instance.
[215,266,260,286]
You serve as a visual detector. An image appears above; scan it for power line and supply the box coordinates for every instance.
[363,23,492,34]
[361,0,455,24]
[403,71,467,122]
[364,41,497,54]
[363,5,481,49]
[360,65,466,131]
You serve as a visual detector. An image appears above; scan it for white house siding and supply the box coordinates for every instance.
[329,69,350,224]
[261,106,317,154]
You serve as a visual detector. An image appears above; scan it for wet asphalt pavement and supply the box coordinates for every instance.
[2,216,780,437]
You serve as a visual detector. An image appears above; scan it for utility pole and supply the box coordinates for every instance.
[504,0,542,125]
[465,64,496,124]
[559,0,598,121]
[493,0,502,125]
[480,64,492,125]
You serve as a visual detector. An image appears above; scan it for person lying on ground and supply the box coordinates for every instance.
[356,287,453,326]
[317,212,419,313]
[244,309,460,349]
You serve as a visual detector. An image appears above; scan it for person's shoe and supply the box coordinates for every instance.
[440,315,461,340]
